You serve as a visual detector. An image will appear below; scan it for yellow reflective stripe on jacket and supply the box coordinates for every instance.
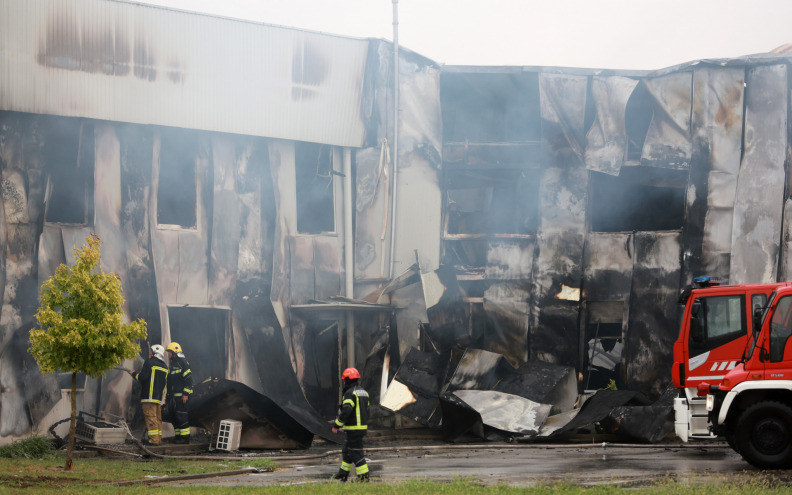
[150,366,168,401]
[342,390,368,430]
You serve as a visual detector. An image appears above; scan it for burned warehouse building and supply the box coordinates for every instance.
[1,0,792,446]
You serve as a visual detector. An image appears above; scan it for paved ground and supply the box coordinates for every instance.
[147,434,782,488]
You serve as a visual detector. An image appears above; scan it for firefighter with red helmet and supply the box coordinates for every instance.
[331,367,370,482]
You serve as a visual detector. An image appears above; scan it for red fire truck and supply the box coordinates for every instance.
[672,277,787,442]
[701,283,792,468]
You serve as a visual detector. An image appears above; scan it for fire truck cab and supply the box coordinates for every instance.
[703,284,792,468]
[672,278,786,442]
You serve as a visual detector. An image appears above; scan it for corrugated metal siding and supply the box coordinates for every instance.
[0,0,369,147]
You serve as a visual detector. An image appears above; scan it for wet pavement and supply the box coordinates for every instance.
[147,437,780,488]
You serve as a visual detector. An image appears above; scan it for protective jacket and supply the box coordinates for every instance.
[334,383,369,432]
[167,353,194,398]
[134,355,168,405]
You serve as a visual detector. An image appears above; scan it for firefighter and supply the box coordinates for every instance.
[165,341,194,444]
[331,367,370,482]
[129,344,168,445]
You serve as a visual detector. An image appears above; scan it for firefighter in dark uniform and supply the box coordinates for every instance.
[129,344,168,445]
[165,342,194,444]
[331,367,370,482]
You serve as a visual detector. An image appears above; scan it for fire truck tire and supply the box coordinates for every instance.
[725,430,739,453]
[735,400,792,469]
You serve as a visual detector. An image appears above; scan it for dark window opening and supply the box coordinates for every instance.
[303,319,339,418]
[443,239,488,271]
[44,120,93,224]
[589,167,686,232]
[441,72,540,143]
[444,168,540,236]
[158,130,197,227]
[625,81,653,161]
[584,301,624,390]
[295,142,334,234]
[168,306,230,384]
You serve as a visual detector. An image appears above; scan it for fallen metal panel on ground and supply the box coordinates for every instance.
[190,379,339,449]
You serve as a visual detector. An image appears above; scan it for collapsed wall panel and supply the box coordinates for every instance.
[688,68,745,281]
[531,74,588,366]
[380,348,446,426]
[440,390,552,441]
[623,232,681,396]
[730,64,788,284]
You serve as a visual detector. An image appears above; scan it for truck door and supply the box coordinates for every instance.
[761,294,792,379]
[685,293,747,385]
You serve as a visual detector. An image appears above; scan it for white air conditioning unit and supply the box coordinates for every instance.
[216,419,242,451]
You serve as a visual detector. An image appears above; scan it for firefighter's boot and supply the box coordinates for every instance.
[330,469,349,482]
[354,462,370,482]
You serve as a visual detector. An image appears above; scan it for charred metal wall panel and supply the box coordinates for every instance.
[482,283,531,366]
[730,64,788,284]
[354,146,390,281]
[531,74,588,367]
[623,232,681,396]
[688,68,745,281]
[391,57,443,276]
[0,0,370,147]
[583,233,634,301]
[585,76,638,176]
[208,137,240,305]
[641,72,693,169]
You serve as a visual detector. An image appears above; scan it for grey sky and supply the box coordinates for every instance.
[137,0,792,69]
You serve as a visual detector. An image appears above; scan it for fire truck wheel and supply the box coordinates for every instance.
[735,400,792,469]
[725,430,739,453]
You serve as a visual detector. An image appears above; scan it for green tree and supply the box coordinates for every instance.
[29,234,146,470]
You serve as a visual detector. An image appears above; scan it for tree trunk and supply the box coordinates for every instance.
[66,372,76,470]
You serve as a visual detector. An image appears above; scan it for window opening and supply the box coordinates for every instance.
[158,130,197,228]
[444,168,540,237]
[295,142,335,234]
[589,167,685,232]
[167,306,230,384]
[45,120,93,224]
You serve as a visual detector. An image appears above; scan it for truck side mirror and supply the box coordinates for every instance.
[760,347,770,362]
[690,316,704,343]
[753,307,763,330]
[691,301,701,316]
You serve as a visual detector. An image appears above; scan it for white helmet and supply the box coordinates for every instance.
[150,344,165,357]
